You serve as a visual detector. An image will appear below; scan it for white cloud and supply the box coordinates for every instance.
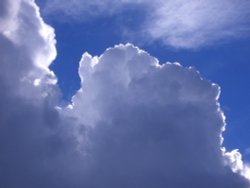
[0,0,57,99]
[146,0,250,48]
[41,0,250,48]
[0,0,86,187]
[42,0,144,21]
[67,43,250,187]
[224,149,250,180]
[0,0,250,187]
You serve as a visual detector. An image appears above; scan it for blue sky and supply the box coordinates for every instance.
[1,0,250,187]
[36,0,250,159]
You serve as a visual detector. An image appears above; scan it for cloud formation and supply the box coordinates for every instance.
[0,0,86,187]
[146,0,250,48]
[68,43,250,187]
[42,0,143,21]
[42,0,250,48]
[0,0,250,187]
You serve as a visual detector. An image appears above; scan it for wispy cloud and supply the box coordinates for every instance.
[42,0,250,49]
[146,0,250,48]
[43,0,144,21]
[246,148,250,155]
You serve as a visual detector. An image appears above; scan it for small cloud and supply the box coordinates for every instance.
[245,148,250,155]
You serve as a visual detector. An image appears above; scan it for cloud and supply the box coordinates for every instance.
[42,0,144,21]
[41,0,250,48]
[145,0,250,48]
[0,0,250,187]
[246,148,250,155]
[67,43,250,187]
[0,0,87,187]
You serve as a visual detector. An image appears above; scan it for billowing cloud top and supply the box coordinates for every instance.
[43,0,250,48]
[0,0,250,187]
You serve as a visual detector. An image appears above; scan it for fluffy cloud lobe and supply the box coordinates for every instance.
[69,44,250,187]
[0,0,250,187]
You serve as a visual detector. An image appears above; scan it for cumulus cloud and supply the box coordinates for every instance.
[0,0,250,187]
[0,0,86,187]
[41,0,250,48]
[67,43,250,187]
